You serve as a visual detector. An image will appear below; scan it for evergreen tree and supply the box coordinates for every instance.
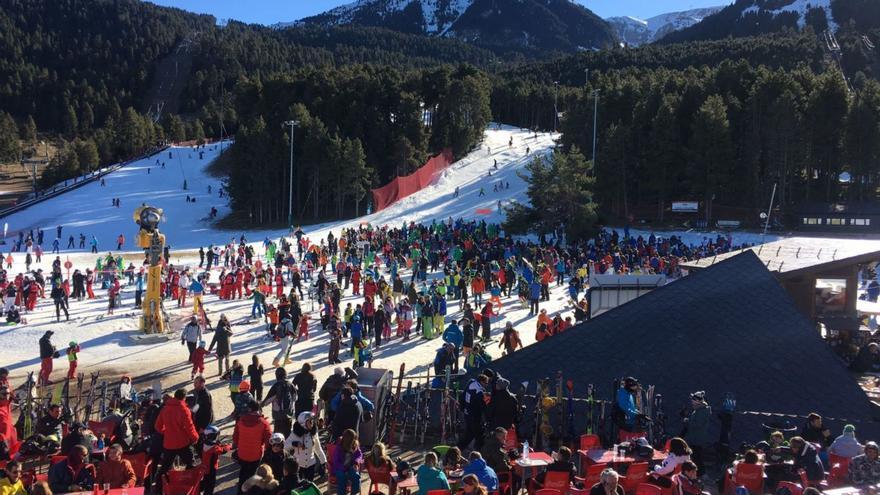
[63,104,78,137]
[0,112,20,162]
[80,103,95,133]
[20,115,37,142]
[504,147,597,241]
[688,95,733,224]
[74,139,100,173]
[165,114,187,143]
[191,119,206,144]
[845,80,880,201]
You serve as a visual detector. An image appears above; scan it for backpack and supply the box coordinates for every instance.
[274,382,297,415]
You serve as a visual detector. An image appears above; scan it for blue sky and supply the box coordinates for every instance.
[148,1,732,25]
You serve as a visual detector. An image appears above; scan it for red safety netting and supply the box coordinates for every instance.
[371,148,453,212]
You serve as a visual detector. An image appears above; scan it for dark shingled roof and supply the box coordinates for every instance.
[488,251,880,442]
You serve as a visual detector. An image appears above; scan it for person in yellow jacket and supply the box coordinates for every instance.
[0,460,27,495]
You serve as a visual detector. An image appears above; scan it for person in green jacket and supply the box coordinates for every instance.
[416,452,449,495]
[683,391,711,476]
[250,286,266,318]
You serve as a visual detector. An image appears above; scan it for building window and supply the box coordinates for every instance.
[827,218,845,226]
[803,217,821,225]
[852,219,871,226]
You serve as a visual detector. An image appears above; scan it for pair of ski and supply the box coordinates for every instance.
[399,366,430,445]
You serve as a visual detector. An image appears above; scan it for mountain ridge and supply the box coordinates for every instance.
[607,6,724,46]
[281,0,617,54]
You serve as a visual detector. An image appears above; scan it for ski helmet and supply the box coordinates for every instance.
[269,433,285,446]
[69,341,77,347]
[239,381,251,392]
[203,425,220,446]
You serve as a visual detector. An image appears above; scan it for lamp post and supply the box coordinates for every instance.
[553,81,559,133]
[591,89,599,169]
[283,120,299,229]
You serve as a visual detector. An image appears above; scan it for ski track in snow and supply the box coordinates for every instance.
[0,125,785,400]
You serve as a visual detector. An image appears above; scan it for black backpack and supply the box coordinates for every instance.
[275,382,296,415]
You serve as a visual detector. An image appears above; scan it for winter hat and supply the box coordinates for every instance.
[334,367,344,376]
[239,381,251,392]
[866,441,879,453]
[69,341,77,347]
[495,378,510,391]
[198,341,206,348]
[844,424,856,434]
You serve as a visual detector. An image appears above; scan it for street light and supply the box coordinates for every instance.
[591,89,599,170]
[553,81,559,133]
[283,120,299,229]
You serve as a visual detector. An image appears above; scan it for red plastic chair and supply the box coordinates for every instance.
[123,452,151,486]
[498,471,514,495]
[621,463,650,494]
[618,430,643,443]
[366,461,392,495]
[504,427,519,451]
[579,434,601,451]
[777,481,803,495]
[88,420,117,444]
[828,454,850,486]
[635,483,662,495]
[723,463,764,495]
[529,471,571,495]
[162,467,205,495]
[583,463,607,488]
[798,468,828,490]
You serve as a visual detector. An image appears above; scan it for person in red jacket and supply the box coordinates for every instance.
[233,400,271,493]
[154,388,199,478]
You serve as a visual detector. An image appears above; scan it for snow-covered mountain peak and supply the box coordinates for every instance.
[607,6,724,46]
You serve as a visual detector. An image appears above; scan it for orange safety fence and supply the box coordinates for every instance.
[371,149,453,212]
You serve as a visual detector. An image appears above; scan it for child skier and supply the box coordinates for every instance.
[200,425,231,495]
[67,341,80,379]
[191,341,210,379]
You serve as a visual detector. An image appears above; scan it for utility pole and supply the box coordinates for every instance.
[591,90,599,169]
[283,120,299,229]
[553,81,559,133]
[762,183,778,238]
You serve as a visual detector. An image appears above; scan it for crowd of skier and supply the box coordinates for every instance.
[0,218,767,495]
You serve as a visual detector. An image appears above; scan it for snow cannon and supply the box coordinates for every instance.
[134,205,167,334]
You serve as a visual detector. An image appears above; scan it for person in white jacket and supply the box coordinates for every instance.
[648,437,692,488]
[178,271,191,308]
[284,411,326,482]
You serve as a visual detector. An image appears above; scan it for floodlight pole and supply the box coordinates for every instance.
[762,183,777,238]
[592,90,599,168]
[284,120,299,229]
[553,81,559,133]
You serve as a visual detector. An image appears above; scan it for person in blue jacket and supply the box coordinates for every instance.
[443,320,463,350]
[330,378,375,414]
[555,258,566,286]
[462,451,498,491]
[349,316,363,354]
[528,280,541,315]
[615,377,641,432]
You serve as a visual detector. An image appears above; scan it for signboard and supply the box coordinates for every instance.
[672,201,699,213]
